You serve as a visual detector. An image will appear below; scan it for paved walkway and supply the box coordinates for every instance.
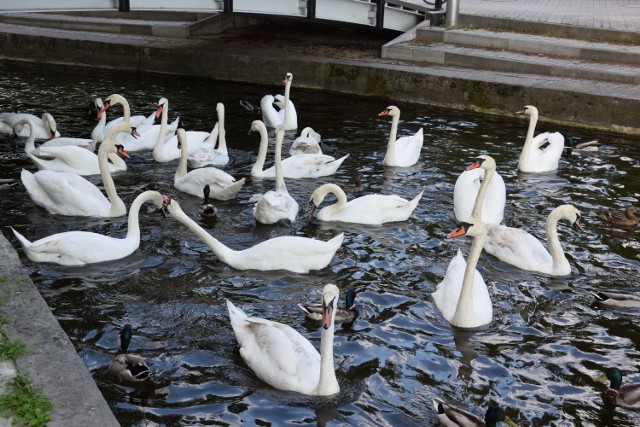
[405,0,640,32]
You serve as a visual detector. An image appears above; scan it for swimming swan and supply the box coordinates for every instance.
[164,197,343,273]
[379,105,423,167]
[432,219,493,328]
[188,102,228,168]
[290,127,322,156]
[249,126,299,224]
[249,120,348,179]
[20,122,136,217]
[0,111,60,139]
[483,204,583,276]
[227,283,340,396]
[152,97,212,162]
[174,128,245,201]
[515,105,564,173]
[309,183,423,225]
[453,154,505,225]
[11,190,167,266]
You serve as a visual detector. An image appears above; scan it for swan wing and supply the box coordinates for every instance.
[484,224,552,272]
[280,154,348,179]
[522,131,564,172]
[260,95,281,128]
[320,192,421,225]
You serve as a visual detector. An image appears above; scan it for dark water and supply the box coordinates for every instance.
[1,60,639,426]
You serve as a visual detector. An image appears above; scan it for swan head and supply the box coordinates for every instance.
[249,120,266,135]
[515,105,538,117]
[283,72,293,85]
[321,284,340,330]
[102,94,127,113]
[553,204,584,232]
[93,98,104,119]
[465,154,496,172]
[447,218,486,239]
[42,113,58,138]
[378,105,400,117]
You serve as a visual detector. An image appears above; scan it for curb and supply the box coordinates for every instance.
[0,232,119,427]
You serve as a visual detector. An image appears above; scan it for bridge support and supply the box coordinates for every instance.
[224,0,233,13]
[376,0,384,29]
[307,0,316,19]
[118,0,130,12]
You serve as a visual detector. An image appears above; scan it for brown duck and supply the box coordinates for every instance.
[595,205,638,228]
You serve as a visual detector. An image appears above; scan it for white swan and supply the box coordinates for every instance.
[174,128,245,201]
[0,112,60,139]
[18,118,130,176]
[310,183,423,225]
[260,72,297,130]
[11,190,166,266]
[249,126,299,224]
[290,127,322,156]
[483,204,583,276]
[515,105,564,173]
[432,219,493,328]
[152,97,212,162]
[453,154,506,225]
[227,283,340,396]
[249,120,348,179]
[164,197,343,273]
[379,106,423,167]
[20,122,135,217]
[102,95,178,152]
[188,102,228,168]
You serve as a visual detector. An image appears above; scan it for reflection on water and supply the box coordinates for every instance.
[1,60,639,426]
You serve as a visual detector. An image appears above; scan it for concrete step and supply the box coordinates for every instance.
[416,27,640,66]
[0,12,205,38]
[384,41,640,84]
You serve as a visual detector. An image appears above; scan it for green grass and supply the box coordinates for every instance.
[0,374,53,427]
[0,340,29,362]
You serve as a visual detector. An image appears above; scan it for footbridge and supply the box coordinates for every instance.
[1,0,434,32]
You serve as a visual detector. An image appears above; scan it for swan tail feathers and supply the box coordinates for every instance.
[11,227,32,249]
[217,178,246,201]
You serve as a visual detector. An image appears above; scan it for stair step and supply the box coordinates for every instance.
[385,41,640,84]
[416,27,640,66]
[0,12,197,38]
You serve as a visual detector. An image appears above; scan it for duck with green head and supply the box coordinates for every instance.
[299,288,359,323]
[432,398,518,426]
[109,324,150,382]
[594,367,640,409]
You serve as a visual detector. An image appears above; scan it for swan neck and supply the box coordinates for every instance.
[322,185,348,216]
[520,110,538,166]
[23,122,37,154]
[453,232,485,320]
[170,203,234,261]
[471,167,494,220]
[274,131,286,192]
[545,210,567,270]
[316,318,338,395]
[251,124,269,175]
[152,101,169,156]
[124,191,155,242]
[385,114,399,157]
[218,109,227,151]
[176,133,188,178]
[283,80,291,126]
[98,141,122,214]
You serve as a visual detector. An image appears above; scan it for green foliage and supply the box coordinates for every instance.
[0,340,29,362]
[0,374,53,426]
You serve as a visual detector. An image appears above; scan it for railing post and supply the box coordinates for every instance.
[446,0,460,27]
[307,0,316,19]
[118,0,130,12]
[376,0,385,29]
[223,0,233,13]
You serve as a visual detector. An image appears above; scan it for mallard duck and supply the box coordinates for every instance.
[594,367,640,409]
[341,173,364,194]
[299,288,359,323]
[593,291,640,309]
[199,185,218,219]
[432,398,518,426]
[564,137,599,154]
[595,205,638,228]
[109,324,150,382]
